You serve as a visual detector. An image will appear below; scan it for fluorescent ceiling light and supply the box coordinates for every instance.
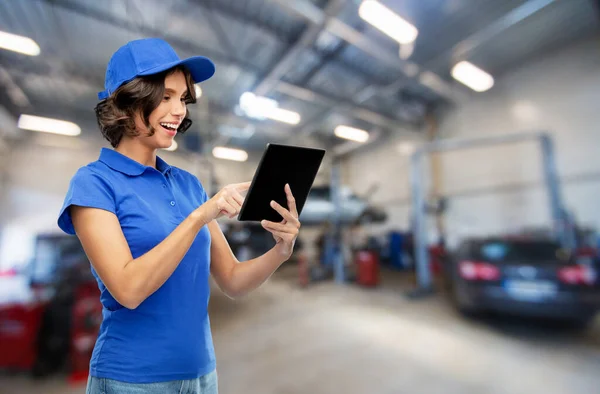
[194,84,202,98]
[212,146,248,162]
[451,61,494,92]
[0,31,40,56]
[18,114,81,136]
[239,92,301,125]
[334,125,369,143]
[359,1,418,44]
[163,140,178,152]
[240,92,277,120]
[266,107,301,125]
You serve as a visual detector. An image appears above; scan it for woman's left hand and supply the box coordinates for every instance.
[261,184,301,259]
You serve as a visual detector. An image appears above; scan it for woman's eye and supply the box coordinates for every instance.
[163,96,170,101]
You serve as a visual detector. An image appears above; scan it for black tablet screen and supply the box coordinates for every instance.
[238,144,326,222]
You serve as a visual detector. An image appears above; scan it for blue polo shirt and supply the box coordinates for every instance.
[57,147,215,383]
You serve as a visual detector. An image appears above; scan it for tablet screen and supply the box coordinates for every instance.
[238,143,326,222]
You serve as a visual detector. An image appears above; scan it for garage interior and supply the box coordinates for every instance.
[1,1,600,393]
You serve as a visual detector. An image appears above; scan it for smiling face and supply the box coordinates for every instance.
[135,70,190,150]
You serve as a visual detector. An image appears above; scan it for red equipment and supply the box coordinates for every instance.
[69,282,102,383]
[0,234,102,379]
[429,245,446,275]
[0,302,45,370]
[297,252,310,288]
[355,250,380,287]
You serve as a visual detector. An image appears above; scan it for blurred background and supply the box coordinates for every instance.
[1,0,600,393]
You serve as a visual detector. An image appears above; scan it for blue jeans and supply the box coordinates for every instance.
[86,370,218,394]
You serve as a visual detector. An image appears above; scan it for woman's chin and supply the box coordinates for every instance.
[158,139,175,150]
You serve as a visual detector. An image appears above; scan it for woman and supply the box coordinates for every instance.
[57,38,301,394]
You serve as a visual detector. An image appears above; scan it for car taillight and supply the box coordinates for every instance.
[459,261,500,281]
[558,265,597,286]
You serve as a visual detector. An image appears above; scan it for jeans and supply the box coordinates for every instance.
[86,370,218,394]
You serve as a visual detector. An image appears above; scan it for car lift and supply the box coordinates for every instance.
[408,131,576,298]
[330,160,346,283]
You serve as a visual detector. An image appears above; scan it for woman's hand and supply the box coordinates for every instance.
[261,184,301,259]
[200,181,251,222]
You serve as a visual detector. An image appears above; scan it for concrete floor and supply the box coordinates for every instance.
[2,267,600,394]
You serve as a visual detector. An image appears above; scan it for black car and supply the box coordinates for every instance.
[444,237,600,327]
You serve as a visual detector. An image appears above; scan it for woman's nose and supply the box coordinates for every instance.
[172,100,186,116]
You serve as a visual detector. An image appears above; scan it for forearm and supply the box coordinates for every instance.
[226,247,288,298]
[121,208,209,307]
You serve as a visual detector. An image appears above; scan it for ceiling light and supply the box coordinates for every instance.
[334,125,369,143]
[0,31,40,56]
[239,92,301,125]
[451,61,494,92]
[212,146,248,162]
[194,84,202,98]
[163,140,178,152]
[359,1,418,44]
[240,92,277,120]
[267,108,301,125]
[18,114,81,136]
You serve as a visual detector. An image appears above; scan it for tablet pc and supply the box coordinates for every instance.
[238,143,326,222]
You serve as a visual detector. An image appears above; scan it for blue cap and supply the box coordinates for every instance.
[98,38,215,100]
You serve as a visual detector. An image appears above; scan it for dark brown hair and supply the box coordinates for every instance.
[94,66,196,148]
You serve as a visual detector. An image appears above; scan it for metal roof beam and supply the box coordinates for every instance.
[268,0,454,99]
[376,0,557,102]
[425,0,557,70]
[36,0,411,136]
[253,0,346,96]
[296,0,558,139]
[41,0,263,75]
[0,66,31,109]
[190,0,297,44]
[274,81,409,131]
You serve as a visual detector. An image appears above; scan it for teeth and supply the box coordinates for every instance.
[160,123,178,130]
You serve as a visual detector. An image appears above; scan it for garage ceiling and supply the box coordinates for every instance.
[0,0,598,155]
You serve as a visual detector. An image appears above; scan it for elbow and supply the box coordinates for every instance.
[113,287,144,310]
[222,285,247,300]
[107,267,148,309]
[121,298,142,310]
[220,280,248,300]
[217,266,248,299]
[116,293,142,310]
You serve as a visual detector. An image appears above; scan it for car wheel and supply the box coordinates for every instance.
[32,357,52,378]
[450,280,479,317]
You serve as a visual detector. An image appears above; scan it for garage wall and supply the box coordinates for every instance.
[0,141,258,270]
[437,33,600,246]
[341,131,427,235]
[342,33,600,247]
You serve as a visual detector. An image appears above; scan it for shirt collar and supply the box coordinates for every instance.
[99,148,172,176]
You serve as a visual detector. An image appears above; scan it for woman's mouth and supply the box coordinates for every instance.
[159,122,178,137]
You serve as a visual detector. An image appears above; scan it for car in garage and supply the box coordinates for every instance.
[444,237,600,327]
[299,185,387,225]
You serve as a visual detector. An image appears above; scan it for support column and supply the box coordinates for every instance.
[331,159,345,284]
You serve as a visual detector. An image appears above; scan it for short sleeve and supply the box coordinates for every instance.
[57,167,117,235]
[195,177,209,205]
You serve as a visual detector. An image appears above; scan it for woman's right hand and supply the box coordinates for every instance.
[199,181,251,222]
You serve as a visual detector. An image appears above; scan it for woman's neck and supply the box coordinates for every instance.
[115,140,157,168]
